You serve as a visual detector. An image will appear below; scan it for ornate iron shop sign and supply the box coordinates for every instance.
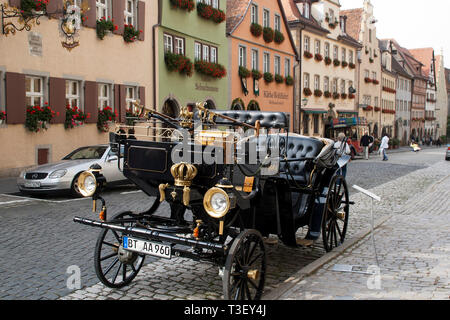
[60,0,89,51]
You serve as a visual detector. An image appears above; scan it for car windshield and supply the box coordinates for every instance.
[62,146,108,160]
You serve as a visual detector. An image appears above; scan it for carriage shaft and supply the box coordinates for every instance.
[73,217,227,253]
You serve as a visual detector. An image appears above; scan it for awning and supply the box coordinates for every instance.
[303,109,327,114]
[337,111,359,115]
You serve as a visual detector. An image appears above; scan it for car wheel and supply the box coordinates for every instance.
[71,173,83,197]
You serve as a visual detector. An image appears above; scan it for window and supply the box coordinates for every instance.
[285,58,291,77]
[340,80,345,94]
[211,0,218,9]
[251,4,258,24]
[124,0,136,26]
[333,46,338,60]
[252,49,259,71]
[304,36,310,53]
[175,37,184,55]
[332,78,337,93]
[239,46,246,67]
[303,114,309,134]
[369,29,372,43]
[349,50,353,64]
[314,40,321,55]
[313,115,319,134]
[274,56,281,75]
[65,80,80,108]
[324,77,329,92]
[274,14,281,32]
[314,75,320,90]
[263,9,270,28]
[364,70,369,79]
[210,47,217,63]
[25,76,44,107]
[329,9,334,22]
[324,42,330,58]
[263,52,270,73]
[203,45,210,62]
[98,83,111,110]
[341,48,346,62]
[164,34,173,53]
[303,73,310,89]
[348,80,353,92]
[372,72,377,80]
[96,0,109,19]
[195,42,202,61]
[126,86,136,112]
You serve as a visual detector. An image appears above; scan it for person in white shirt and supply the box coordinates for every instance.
[379,134,390,161]
[334,132,351,177]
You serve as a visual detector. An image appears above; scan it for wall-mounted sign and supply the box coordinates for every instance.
[28,32,43,56]
[60,0,90,51]
[195,82,219,92]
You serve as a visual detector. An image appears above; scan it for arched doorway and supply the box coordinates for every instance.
[247,100,260,111]
[161,98,180,141]
[231,98,245,110]
[205,99,216,110]
[373,124,379,138]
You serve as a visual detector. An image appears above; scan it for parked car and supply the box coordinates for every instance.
[446,145,450,161]
[17,145,127,196]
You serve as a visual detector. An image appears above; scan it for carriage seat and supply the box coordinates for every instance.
[279,134,325,185]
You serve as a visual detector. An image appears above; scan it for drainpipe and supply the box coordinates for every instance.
[153,0,162,112]
[297,23,305,134]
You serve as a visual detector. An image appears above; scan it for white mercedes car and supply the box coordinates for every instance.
[17,145,127,196]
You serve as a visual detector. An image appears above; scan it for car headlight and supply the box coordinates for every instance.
[19,170,26,179]
[77,171,97,197]
[49,169,67,179]
[203,187,231,219]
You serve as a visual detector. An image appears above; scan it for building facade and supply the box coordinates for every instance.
[434,55,448,140]
[342,0,382,138]
[284,0,361,137]
[0,0,155,176]
[392,57,413,144]
[380,46,397,139]
[156,0,228,117]
[226,0,297,130]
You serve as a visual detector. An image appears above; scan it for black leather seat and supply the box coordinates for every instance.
[279,135,324,185]
[197,110,290,130]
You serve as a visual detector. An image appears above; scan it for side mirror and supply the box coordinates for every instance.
[107,155,118,162]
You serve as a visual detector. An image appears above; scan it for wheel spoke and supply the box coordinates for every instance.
[102,241,119,249]
[335,221,343,239]
[247,252,263,267]
[100,252,117,262]
[244,281,253,301]
[248,278,259,290]
[123,263,128,280]
[104,257,119,277]
[112,262,122,284]
[333,223,338,247]
[246,242,257,265]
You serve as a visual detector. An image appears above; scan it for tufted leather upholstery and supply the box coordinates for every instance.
[196,111,290,130]
[279,135,324,185]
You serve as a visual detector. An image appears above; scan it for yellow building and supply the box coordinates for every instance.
[0,0,155,176]
[283,0,361,137]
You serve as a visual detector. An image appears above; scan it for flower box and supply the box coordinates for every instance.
[239,66,251,78]
[303,88,312,96]
[285,76,294,86]
[364,77,372,83]
[264,72,274,83]
[97,106,116,132]
[263,27,274,43]
[349,62,356,69]
[304,51,313,59]
[314,54,323,62]
[195,60,227,79]
[0,111,6,124]
[275,74,284,84]
[332,92,340,99]
[250,23,262,37]
[25,104,56,133]
[324,57,332,65]
[324,91,331,98]
[165,52,193,77]
[314,90,323,97]
[252,69,262,80]
[123,24,141,43]
[20,0,48,18]
[96,17,118,40]
[170,0,195,11]
[374,107,381,112]
[341,93,347,99]
[341,61,348,68]
[349,94,355,99]
[65,105,89,129]
[333,59,340,67]
[363,105,373,111]
[274,30,285,44]
[197,2,225,23]
[373,79,379,85]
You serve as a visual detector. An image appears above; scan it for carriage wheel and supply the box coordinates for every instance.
[94,212,145,288]
[223,229,267,300]
[322,175,350,253]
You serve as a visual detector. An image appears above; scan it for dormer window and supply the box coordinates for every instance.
[304,2,310,18]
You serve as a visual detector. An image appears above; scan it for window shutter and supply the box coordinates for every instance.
[118,85,127,123]
[46,0,64,18]
[5,72,26,124]
[112,0,125,35]
[83,0,97,28]
[84,81,98,123]
[138,1,145,41]
[49,77,66,124]
[139,86,145,107]
[8,0,21,8]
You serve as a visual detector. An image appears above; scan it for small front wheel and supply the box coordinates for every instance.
[223,229,266,300]
[94,212,145,288]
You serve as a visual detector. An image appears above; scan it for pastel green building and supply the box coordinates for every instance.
[154,0,229,117]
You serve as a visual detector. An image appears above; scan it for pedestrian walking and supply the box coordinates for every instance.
[360,132,373,160]
[379,134,390,161]
[334,132,351,177]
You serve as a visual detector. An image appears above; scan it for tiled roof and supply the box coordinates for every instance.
[384,39,427,79]
[391,56,413,79]
[226,0,252,34]
[281,0,329,34]
[340,8,363,42]
[408,48,434,78]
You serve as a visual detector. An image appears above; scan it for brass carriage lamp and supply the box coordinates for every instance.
[77,164,107,218]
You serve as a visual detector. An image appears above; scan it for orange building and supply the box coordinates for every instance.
[226,0,298,131]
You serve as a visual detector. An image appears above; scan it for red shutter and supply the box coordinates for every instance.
[83,0,97,28]
[137,1,145,41]
[84,81,98,123]
[46,0,64,18]
[5,72,26,124]
[119,85,127,123]
[112,0,125,35]
[49,77,66,124]
[139,86,145,107]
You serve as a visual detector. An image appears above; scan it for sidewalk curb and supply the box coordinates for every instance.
[262,215,392,300]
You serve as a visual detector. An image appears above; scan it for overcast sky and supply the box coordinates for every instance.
[340,0,450,68]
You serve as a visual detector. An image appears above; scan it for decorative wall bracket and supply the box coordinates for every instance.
[1,3,47,36]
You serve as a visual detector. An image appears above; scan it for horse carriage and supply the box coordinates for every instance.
[73,102,352,300]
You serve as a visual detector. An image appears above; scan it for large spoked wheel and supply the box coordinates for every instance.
[322,175,350,252]
[94,212,145,288]
[223,229,267,300]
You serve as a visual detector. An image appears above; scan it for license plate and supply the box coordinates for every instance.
[123,236,171,259]
[24,182,40,188]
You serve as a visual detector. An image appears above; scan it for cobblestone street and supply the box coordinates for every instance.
[0,147,448,300]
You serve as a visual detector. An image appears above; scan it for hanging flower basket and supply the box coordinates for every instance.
[123,24,141,43]
[194,60,227,78]
[25,103,56,133]
[96,17,118,40]
[169,0,195,12]
[165,52,193,77]
[263,27,274,43]
[20,0,48,18]
[274,30,285,44]
[97,106,116,132]
[264,72,274,83]
[285,76,294,86]
[65,105,89,129]
[303,88,312,96]
[250,23,262,37]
